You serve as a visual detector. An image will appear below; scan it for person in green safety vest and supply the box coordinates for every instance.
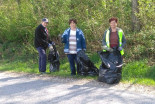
[102,17,126,56]
[102,17,126,74]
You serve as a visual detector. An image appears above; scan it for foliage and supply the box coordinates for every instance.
[137,0,155,31]
[0,0,154,86]
[0,0,132,43]
[0,0,154,58]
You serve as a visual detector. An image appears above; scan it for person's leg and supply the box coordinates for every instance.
[39,56,41,72]
[67,54,76,75]
[37,47,46,72]
[74,54,79,74]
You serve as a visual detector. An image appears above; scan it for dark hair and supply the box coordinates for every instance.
[69,19,77,24]
[109,17,118,23]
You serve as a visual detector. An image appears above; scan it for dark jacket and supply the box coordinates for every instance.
[34,24,51,49]
[102,27,126,48]
[61,28,86,53]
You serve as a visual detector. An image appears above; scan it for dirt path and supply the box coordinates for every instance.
[0,71,155,104]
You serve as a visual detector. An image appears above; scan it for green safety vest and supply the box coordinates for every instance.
[103,29,124,55]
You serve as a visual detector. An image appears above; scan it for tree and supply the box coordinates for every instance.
[131,0,141,32]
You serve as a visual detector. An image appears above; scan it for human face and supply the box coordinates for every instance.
[110,20,117,29]
[42,22,48,27]
[70,21,76,30]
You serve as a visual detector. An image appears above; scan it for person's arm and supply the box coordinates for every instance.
[121,32,126,48]
[80,30,86,50]
[36,27,49,47]
[61,29,68,43]
[48,36,52,44]
[102,30,107,46]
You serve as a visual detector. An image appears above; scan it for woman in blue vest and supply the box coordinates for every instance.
[61,19,86,76]
[102,17,126,73]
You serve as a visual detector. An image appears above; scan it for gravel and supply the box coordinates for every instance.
[0,71,155,104]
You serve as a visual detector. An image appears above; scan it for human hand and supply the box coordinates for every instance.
[118,47,123,51]
[49,45,54,51]
[48,44,52,47]
[102,46,108,50]
[58,34,62,41]
[83,49,86,52]
[102,46,113,52]
[51,41,55,45]
[58,34,62,38]
[108,48,113,52]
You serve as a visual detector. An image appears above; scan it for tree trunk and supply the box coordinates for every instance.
[16,0,21,5]
[132,0,141,32]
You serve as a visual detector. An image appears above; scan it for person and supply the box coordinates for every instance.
[102,17,126,73]
[34,18,53,74]
[61,19,86,76]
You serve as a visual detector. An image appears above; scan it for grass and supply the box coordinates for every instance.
[0,51,99,79]
[122,60,155,86]
[0,44,155,86]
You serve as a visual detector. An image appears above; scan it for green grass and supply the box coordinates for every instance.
[0,50,155,86]
[122,60,155,86]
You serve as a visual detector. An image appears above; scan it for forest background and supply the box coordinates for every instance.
[0,0,154,85]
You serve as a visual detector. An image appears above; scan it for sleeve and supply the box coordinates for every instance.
[36,28,49,47]
[121,32,126,48]
[61,30,67,43]
[48,36,52,44]
[80,30,86,50]
[102,30,107,46]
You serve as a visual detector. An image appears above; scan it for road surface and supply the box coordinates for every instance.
[0,71,155,104]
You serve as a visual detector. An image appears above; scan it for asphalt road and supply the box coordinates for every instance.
[0,72,155,104]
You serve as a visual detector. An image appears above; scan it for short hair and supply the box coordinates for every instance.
[69,19,77,24]
[109,17,118,23]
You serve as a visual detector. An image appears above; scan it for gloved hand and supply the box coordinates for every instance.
[48,43,52,47]
[49,44,54,51]
[58,34,62,38]
[48,44,52,47]
[83,49,86,52]
[102,46,108,50]
[58,34,62,41]
[51,41,55,45]
[102,46,113,52]
[118,47,123,51]
[108,48,113,52]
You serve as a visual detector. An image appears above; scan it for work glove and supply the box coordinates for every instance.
[58,34,62,41]
[118,47,123,51]
[48,44,54,51]
[51,41,55,45]
[108,48,113,52]
[48,43,52,47]
[58,34,62,38]
[102,46,113,52]
[83,49,86,52]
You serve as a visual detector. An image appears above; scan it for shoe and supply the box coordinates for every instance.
[71,74,76,76]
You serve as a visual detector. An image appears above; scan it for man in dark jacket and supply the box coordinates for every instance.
[34,18,52,74]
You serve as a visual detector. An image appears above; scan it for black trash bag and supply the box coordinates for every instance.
[98,67,122,84]
[48,43,60,72]
[77,50,99,76]
[98,48,123,84]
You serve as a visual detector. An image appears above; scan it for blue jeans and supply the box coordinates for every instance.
[37,47,46,72]
[67,54,78,75]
